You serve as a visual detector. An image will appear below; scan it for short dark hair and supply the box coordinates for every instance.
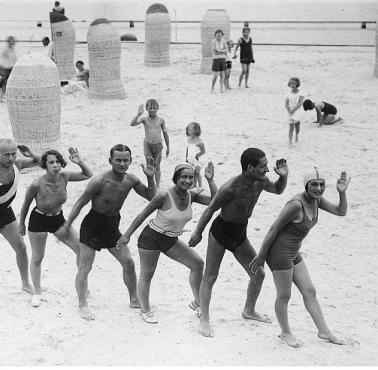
[110,144,131,158]
[186,122,201,137]
[41,149,67,169]
[240,148,266,171]
[242,27,250,33]
[42,36,50,43]
[146,98,159,110]
[76,60,84,67]
[288,77,300,87]
[303,99,314,111]
[55,1,60,6]
[214,29,224,36]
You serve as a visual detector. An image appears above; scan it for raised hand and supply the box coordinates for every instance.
[204,161,214,181]
[116,234,130,250]
[141,156,156,178]
[337,171,351,193]
[68,147,82,164]
[274,158,288,177]
[137,104,144,115]
[17,145,33,158]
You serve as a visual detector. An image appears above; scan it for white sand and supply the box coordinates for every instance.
[0,43,377,365]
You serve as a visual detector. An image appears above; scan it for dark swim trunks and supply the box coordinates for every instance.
[138,224,178,252]
[210,215,248,252]
[28,208,65,233]
[212,58,227,72]
[0,206,16,230]
[80,209,122,251]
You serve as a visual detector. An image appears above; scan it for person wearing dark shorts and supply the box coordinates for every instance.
[117,162,217,324]
[303,99,343,126]
[211,29,228,93]
[224,39,234,90]
[19,148,92,307]
[250,168,350,347]
[189,148,289,337]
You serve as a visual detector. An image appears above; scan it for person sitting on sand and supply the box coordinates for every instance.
[188,148,289,337]
[75,60,89,87]
[116,162,217,324]
[59,144,156,321]
[211,29,228,93]
[130,99,169,189]
[52,1,65,14]
[250,168,350,348]
[0,138,41,293]
[303,99,343,127]
[19,148,92,308]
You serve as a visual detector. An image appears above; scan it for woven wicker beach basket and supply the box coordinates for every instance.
[6,53,61,154]
[200,9,230,74]
[144,3,171,67]
[87,18,126,99]
[50,12,76,80]
[374,21,378,77]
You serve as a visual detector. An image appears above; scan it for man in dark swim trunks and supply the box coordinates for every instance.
[0,138,40,292]
[60,144,156,321]
[189,148,288,337]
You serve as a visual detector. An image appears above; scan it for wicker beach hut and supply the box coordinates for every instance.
[200,9,230,74]
[374,21,378,77]
[144,3,171,66]
[6,53,61,154]
[49,12,76,80]
[87,18,126,99]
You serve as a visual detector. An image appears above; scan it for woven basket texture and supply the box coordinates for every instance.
[6,53,61,154]
[374,22,378,77]
[87,20,126,99]
[200,9,230,74]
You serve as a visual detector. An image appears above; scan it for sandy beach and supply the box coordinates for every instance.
[0,42,377,365]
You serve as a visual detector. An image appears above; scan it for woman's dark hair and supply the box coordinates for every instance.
[41,149,67,169]
[288,77,300,87]
[214,29,224,36]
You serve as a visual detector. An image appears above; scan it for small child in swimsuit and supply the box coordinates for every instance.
[130,99,170,188]
[185,122,206,189]
[285,77,304,144]
[303,99,343,127]
[224,40,234,90]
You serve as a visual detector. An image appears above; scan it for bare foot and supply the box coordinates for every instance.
[318,332,345,345]
[79,305,95,321]
[242,310,272,323]
[245,84,249,88]
[22,284,33,294]
[279,333,304,348]
[129,298,141,309]
[31,294,41,307]
[199,319,214,337]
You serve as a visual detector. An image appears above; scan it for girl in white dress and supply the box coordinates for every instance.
[285,77,304,144]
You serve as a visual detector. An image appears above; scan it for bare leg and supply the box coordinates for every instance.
[54,226,80,265]
[233,238,271,323]
[219,71,225,92]
[238,65,246,87]
[199,232,225,337]
[108,245,140,308]
[137,248,160,313]
[164,239,204,307]
[153,151,163,189]
[323,114,343,125]
[1,221,32,292]
[211,73,218,91]
[295,121,300,141]
[288,122,294,144]
[195,166,202,188]
[244,64,250,87]
[293,261,345,345]
[76,243,96,320]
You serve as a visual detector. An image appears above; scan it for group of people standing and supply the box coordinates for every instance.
[1,122,350,347]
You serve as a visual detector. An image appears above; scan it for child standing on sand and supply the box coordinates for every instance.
[303,99,343,127]
[185,122,205,189]
[211,29,228,93]
[224,40,234,90]
[285,77,304,144]
[130,99,170,189]
[233,27,254,88]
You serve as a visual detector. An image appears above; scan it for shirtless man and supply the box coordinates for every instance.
[0,138,41,292]
[188,148,288,337]
[130,99,169,189]
[60,144,156,320]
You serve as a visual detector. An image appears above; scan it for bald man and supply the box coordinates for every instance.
[0,138,40,292]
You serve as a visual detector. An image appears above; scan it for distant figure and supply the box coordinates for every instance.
[52,1,65,14]
[211,29,227,93]
[303,99,343,127]
[0,36,17,94]
[130,99,170,189]
[233,27,254,88]
[285,77,304,144]
[185,122,206,189]
[75,60,89,87]
[224,39,234,90]
[42,36,55,61]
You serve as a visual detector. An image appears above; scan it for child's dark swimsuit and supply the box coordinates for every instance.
[239,37,253,64]
[210,215,248,253]
[321,102,337,115]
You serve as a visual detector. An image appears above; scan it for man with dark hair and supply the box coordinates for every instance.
[189,148,288,337]
[61,144,156,320]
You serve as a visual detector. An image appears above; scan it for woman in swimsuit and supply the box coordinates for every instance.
[116,162,217,323]
[250,168,350,347]
[233,27,254,88]
[19,148,92,307]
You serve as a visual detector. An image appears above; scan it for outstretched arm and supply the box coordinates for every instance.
[319,171,350,216]
[130,104,145,126]
[264,159,288,194]
[133,157,156,200]
[192,162,217,205]
[161,120,170,158]
[64,147,93,181]
[15,145,41,170]
[19,181,39,236]
[233,39,241,58]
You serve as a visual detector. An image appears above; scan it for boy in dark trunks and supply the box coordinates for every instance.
[130,99,170,189]
[188,148,288,337]
[60,144,156,321]
[0,138,40,292]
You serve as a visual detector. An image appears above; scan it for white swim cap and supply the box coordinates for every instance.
[303,167,325,187]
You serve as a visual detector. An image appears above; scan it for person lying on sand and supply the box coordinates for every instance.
[303,99,343,127]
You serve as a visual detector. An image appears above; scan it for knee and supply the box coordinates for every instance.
[277,291,291,304]
[203,271,218,286]
[140,270,155,282]
[78,259,93,276]
[303,286,317,299]
[251,267,265,281]
[193,258,204,272]
[31,255,44,265]
[121,257,135,271]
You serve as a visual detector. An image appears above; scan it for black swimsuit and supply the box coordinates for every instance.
[321,102,337,115]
